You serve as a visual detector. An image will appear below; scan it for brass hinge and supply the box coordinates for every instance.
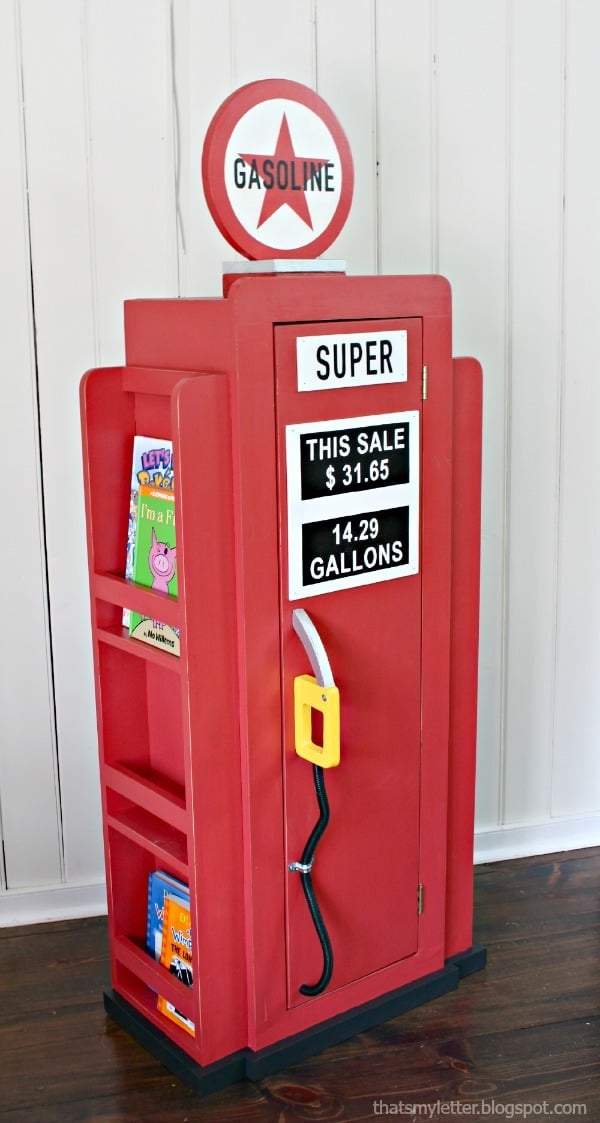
[422,365,428,400]
[417,883,425,915]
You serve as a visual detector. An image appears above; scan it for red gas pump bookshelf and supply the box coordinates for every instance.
[80,269,484,1095]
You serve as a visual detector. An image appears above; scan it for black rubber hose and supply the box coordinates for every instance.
[298,764,334,996]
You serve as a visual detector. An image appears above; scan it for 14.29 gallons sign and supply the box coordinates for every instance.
[286,412,419,599]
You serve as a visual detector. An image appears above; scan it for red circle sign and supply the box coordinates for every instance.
[202,79,354,260]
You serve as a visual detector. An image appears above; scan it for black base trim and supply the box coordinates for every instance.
[103,945,486,1097]
[447,941,487,978]
[103,989,247,1097]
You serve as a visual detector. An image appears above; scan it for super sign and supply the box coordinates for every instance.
[202,79,354,260]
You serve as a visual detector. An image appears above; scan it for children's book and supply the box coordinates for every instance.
[146,871,195,1036]
[123,436,174,628]
[146,869,189,962]
[128,485,179,655]
[158,892,195,1036]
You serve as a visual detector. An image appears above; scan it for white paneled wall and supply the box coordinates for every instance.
[1,0,599,924]
[0,1,63,893]
[553,0,600,818]
[438,0,510,836]
[503,0,564,827]
[18,0,102,890]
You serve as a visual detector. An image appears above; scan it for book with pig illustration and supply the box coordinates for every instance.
[123,436,174,628]
[128,485,180,655]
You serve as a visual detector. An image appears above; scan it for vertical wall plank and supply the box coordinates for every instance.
[0,0,63,888]
[178,0,233,296]
[19,0,104,884]
[182,0,315,294]
[376,0,434,274]
[84,0,179,362]
[230,0,314,88]
[315,0,377,272]
[502,0,564,825]
[553,0,600,816]
[436,0,509,830]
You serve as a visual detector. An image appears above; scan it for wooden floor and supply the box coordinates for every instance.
[1,848,599,1122]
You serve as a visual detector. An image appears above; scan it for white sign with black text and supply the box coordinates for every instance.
[296,330,407,392]
[286,411,419,600]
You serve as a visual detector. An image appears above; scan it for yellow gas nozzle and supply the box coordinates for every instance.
[294,674,340,768]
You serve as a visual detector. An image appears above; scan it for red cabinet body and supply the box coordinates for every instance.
[80,270,484,1093]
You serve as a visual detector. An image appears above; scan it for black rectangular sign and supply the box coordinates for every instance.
[300,420,410,500]
[302,507,410,588]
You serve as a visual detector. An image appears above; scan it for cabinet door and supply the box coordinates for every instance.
[275,318,423,1005]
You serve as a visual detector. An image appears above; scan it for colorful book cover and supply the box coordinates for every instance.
[157,892,195,1036]
[128,485,179,655]
[146,869,189,962]
[123,436,174,628]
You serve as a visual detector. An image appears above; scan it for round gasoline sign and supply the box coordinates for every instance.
[201,79,354,260]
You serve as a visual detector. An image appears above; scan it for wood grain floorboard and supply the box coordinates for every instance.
[1,848,598,1121]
